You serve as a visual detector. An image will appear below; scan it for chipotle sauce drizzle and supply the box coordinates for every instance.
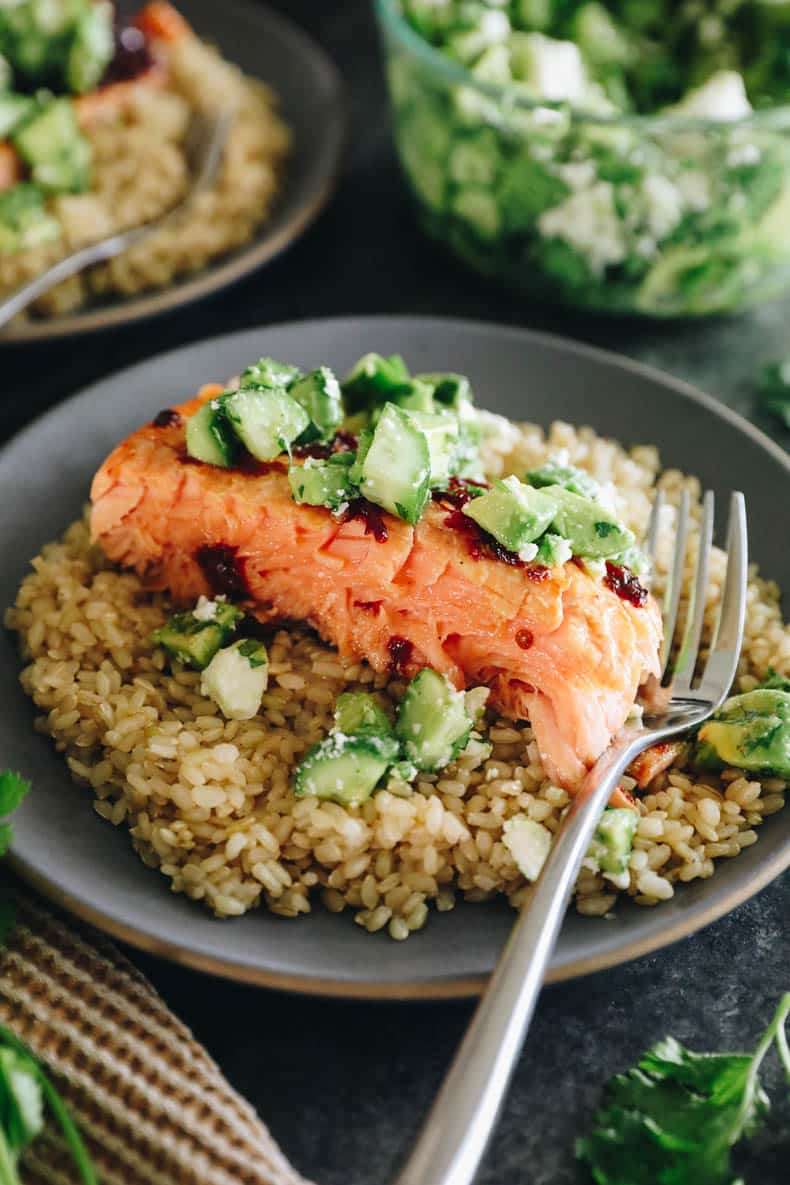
[293,431,358,461]
[515,629,534,650]
[196,545,250,599]
[152,408,182,429]
[387,636,414,674]
[340,499,389,543]
[603,561,648,608]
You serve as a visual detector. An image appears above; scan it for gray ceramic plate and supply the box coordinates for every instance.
[0,0,345,342]
[2,316,789,998]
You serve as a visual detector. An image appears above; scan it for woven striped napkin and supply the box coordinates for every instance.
[0,887,311,1185]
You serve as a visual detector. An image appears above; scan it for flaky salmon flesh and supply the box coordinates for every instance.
[90,384,663,790]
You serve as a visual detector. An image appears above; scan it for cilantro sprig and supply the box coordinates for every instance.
[0,1024,97,1185]
[578,994,790,1185]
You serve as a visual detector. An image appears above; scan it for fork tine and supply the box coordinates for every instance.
[644,489,664,588]
[697,492,748,706]
[671,490,714,690]
[660,487,690,677]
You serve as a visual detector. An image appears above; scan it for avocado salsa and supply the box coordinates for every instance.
[382,0,790,316]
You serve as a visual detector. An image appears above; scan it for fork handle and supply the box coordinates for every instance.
[393,731,643,1185]
[0,227,149,330]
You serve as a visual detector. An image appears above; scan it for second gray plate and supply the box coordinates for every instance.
[2,316,789,997]
[1,0,345,341]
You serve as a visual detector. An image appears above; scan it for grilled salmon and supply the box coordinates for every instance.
[90,384,662,789]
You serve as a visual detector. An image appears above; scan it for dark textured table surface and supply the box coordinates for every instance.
[4,2,790,1183]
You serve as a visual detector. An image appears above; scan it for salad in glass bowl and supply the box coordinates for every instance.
[376,0,790,317]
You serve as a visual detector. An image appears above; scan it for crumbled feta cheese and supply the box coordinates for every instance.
[727,141,761,168]
[672,70,752,121]
[676,170,712,212]
[557,160,596,190]
[193,596,219,622]
[642,175,684,240]
[538,181,627,274]
[518,543,539,562]
[334,501,349,516]
[503,816,552,882]
[200,644,269,721]
[518,33,589,103]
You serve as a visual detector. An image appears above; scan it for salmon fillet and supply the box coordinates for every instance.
[90,385,662,789]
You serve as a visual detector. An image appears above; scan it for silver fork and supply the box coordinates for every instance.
[0,108,232,330]
[394,489,747,1185]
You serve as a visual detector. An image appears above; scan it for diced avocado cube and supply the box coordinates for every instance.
[240,357,302,389]
[416,372,474,412]
[0,93,34,138]
[449,186,501,240]
[447,129,501,187]
[586,807,637,887]
[294,733,397,806]
[503,815,552,882]
[288,453,355,511]
[224,387,310,462]
[548,487,634,559]
[355,402,431,525]
[396,668,473,772]
[66,0,114,93]
[572,2,632,67]
[0,182,59,254]
[289,366,343,443]
[14,99,91,193]
[404,408,461,487]
[185,397,238,468]
[391,378,437,415]
[462,475,558,556]
[200,638,269,720]
[341,353,411,410]
[696,688,790,779]
[151,602,243,670]
[526,461,600,500]
[334,691,394,738]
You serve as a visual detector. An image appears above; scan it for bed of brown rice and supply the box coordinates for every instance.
[0,33,290,321]
[5,419,789,940]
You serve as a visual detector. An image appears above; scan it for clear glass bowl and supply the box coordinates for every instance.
[375,0,790,318]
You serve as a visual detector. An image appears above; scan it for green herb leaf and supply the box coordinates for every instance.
[0,773,30,819]
[578,994,790,1185]
[0,1024,97,1185]
[0,827,12,859]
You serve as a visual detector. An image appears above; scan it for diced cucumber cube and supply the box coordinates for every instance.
[290,366,343,443]
[0,93,34,138]
[288,453,356,510]
[548,487,634,558]
[355,403,431,525]
[240,357,302,389]
[294,734,397,806]
[572,2,632,67]
[404,408,461,487]
[416,372,474,411]
[396,668,473,772]
[334,691,394,738]
[462,476,558,556]
[200,638,269,721]
[66,1,114,94]
[586,807,637,887]
[349,428,374,486]
[342,353,411,408]
[224,387,310,462]
[151,601,243,670]
[391,378,437,415]
[498,156,569,230]
[446,8,510,65]
[503,816,552,881]
[185,397,238,468]
[14,99,91,193]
